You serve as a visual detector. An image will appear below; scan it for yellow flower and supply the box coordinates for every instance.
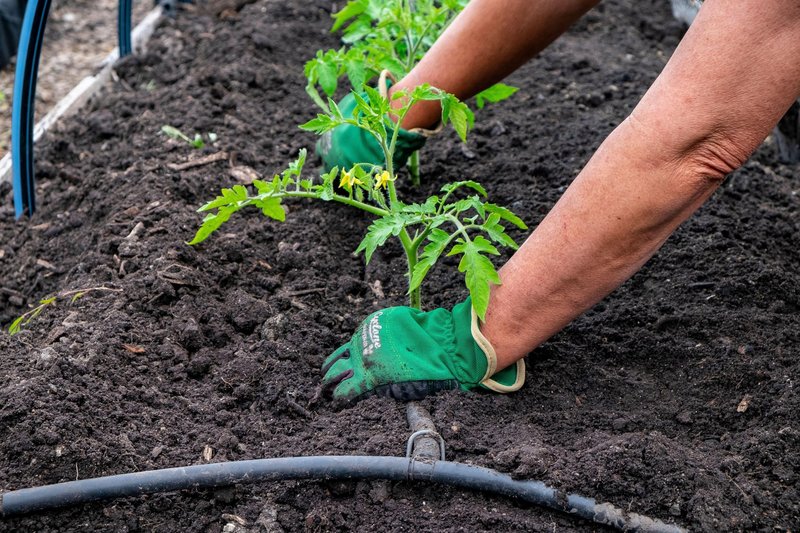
[339,169,362,189]
[374,170,393,189]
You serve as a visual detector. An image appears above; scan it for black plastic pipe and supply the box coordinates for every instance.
[0,455,684,532]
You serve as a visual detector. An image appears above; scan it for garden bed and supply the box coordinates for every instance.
[1,0,798,531]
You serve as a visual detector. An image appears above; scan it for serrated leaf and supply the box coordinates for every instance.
[332,0,366,32]
[448,236,501,320]
[316,60,339,96]
[188,206,238,245]
[355,214,408,263]
[409,228,451,292]
[443,96,473,142]
[257,197,286,222]
[482,213,519,250]
[284,149,307,178]
[320,167,338,201]
[252,179,272,194]
[485,203,528,229]
[345,59,366,91]
[328,98,344,120]
[448,196,485,219]
[378,56,407,77]
[341,19,371,43]
[231,184,248,200]
[475,83,519,109]
[299,114,338,134]
[402,196,438,216]
[442,180,487,198]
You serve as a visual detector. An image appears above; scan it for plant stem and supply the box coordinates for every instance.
[399,229,422,310]
[264,191,389,218]
[409,150,420,187]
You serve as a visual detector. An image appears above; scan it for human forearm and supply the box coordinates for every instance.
[482,0,800,368]
[393,0,599,129]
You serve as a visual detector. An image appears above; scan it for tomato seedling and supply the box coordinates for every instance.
[190,86,526,319]
[305,0,518,184]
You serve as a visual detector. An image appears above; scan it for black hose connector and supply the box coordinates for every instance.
[0,455,685,532]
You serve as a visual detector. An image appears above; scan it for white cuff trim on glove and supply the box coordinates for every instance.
[471,307,526,393]
[378,70,443,138]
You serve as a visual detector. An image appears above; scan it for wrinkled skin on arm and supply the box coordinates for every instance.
[481,0,800,369]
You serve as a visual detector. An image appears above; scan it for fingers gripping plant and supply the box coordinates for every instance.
[305,0,518,182]
[190,86,527,319]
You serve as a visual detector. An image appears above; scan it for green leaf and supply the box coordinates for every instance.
[70,292,86,303]
[320,167,338,201]
[257,197,286,222]
[475,83,519,109]
[305,83,331,113]
[448,236,501,320]
[284,149,307,178]
[252,179,272,195]
[345,59,367,91]
[485,203,528,230]
[190,134,205,149]
[355,214,408,263]
[442,95,473,142]
[442,180,487,198]
[188,206,238,245]
[482,213,519,250]
[341,19,372,43]
[332,0,367,32]
[299,114,339,134]
[316,61,339,96]
[8,315,24,335]
[378,56,407,77]
[409,228,451,292]
[402,196,439,216]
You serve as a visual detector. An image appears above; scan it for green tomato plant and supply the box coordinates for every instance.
[304,0,518,183]
[7,286,122,335]
[190,85,527,319]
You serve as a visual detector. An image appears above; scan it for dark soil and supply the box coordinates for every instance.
[1,1,798,531]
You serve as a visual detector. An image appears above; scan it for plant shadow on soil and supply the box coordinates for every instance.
[0,1,799,531]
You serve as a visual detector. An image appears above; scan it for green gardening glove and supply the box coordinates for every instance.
[315,89,427,173]
[321,298,526,403]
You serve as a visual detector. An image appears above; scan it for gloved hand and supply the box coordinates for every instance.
[321,298,526,403]
[315,71,434,172]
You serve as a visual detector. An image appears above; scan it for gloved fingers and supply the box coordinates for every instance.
[321,345,349,375]
[321,347,357,399]
[321,368,354,400]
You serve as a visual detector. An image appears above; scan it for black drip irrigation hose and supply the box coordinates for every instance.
[0,402,686,532]
[0,455,684,532]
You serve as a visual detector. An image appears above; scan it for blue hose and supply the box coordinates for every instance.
[118,0,132,57]
[11,0,51,218]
